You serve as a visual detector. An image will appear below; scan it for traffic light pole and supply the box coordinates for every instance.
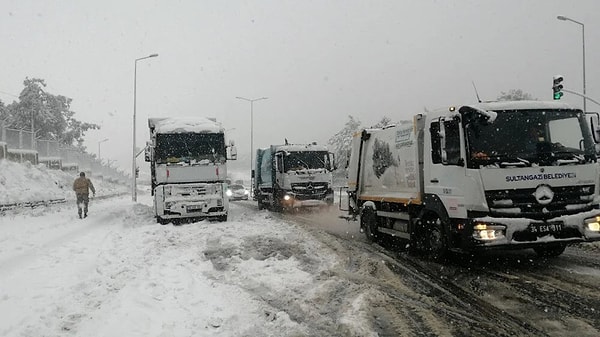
[562,89,600,108]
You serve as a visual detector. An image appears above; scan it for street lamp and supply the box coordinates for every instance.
[98,138,108,161]
[557,15,586,112]
[235,96,268,196]
[132,53,158,202]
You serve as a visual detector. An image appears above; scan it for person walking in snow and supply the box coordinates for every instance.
[72,172,95,219]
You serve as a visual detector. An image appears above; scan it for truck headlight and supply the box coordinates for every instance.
[283,194,291,201]
[226,189,233,197]
[584,216,600,231]
[472,222,506,241]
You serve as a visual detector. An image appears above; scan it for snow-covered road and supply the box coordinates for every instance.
[2,189,600,336]
[0,194,380,337]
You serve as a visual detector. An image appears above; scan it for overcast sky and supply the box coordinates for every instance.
[1,0,599,173]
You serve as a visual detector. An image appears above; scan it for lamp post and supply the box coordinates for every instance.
[235,96,268,196]
[132,53,158,202]
[557,15,586,112]
[98,138,108,161]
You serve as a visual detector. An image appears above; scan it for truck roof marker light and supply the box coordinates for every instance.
[167,169,170,178]
[449,106,456,112]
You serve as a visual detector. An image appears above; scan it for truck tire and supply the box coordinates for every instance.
[361,208,379,243]
[271,194,283,212]
[423,214,448,260]
[257,196,265,210]
[533,244,566,258]
[156,216,167,225]
[217,215,228,222]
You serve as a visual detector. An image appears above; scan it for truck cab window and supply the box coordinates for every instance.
[443,118,462,166]
[430,118,462,166]
[430,121,442,163]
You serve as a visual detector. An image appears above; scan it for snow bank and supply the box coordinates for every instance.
[0,159,128,205]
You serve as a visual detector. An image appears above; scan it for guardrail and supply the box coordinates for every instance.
[0,192,129,213]
[0,198,66,212]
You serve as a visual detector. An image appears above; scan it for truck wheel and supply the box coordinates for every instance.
[217,215,228,222]
[361,208,379,243]
[271,197,282,212]
[257,197,265,210]
[156,217,167,225]
[533,244,566,258]
[424,215,448,260]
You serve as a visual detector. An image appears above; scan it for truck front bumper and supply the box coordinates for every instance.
[280,190,334,209]
[465,209,600,249]
[155,183,227,220]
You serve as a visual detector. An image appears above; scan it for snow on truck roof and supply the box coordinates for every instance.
[472,100,578,111]
[426,100,581,120]
[148,117,224,134]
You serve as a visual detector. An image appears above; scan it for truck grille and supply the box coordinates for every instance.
[291,182,329,200]
[169,184,215,196]
[485,185,595,220]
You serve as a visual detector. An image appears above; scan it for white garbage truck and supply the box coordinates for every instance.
[345,101,600,258]
[255,142,335,211]
[145,117,237,224]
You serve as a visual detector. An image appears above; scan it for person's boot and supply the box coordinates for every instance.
[84,212,87,218]
[78,212,82,219]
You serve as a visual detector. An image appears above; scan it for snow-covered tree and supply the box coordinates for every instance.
[371,116,392,128]
[7,78,100,147]
[497,89,535,101]
[327,115,361,174]
[0,100,6,125]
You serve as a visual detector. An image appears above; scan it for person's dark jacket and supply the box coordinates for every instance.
[73,177,95,195]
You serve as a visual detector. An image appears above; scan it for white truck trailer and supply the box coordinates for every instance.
[345,101,600,258]
[255,142,335,211]
[145,117,237,224]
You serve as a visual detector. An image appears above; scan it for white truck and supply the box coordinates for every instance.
[145,117,237,224]
[254,142,335,211]
[345,101,600,258]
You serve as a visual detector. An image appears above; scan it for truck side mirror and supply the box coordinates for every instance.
[329,152,336,171]
[144,142,153,162]
[275,153,284,173]
[586,113,600,143]
[228,141,237,160]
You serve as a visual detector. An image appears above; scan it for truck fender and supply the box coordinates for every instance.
[419,193,450,226]
[361,201,376,212]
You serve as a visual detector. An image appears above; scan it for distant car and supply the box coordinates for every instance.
[226,184,249,201]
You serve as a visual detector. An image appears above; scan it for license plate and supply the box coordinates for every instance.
[529,222,563,235]
[187,205,203,211]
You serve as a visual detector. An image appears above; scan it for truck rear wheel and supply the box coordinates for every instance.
[361,208,379,243]
[533,244,566,258]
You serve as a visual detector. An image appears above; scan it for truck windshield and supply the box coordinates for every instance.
[155,133,226,165]
[283,151,330,171]
[466,109,596,167]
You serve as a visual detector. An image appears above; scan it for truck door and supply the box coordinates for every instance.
[425,116,467,219]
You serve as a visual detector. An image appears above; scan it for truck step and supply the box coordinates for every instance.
[378,227,411,240]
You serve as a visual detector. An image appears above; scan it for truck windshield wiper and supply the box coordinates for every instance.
[551,151,586,164]
[492,154,531,167]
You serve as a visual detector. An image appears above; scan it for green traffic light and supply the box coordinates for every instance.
[553,92,563,100]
